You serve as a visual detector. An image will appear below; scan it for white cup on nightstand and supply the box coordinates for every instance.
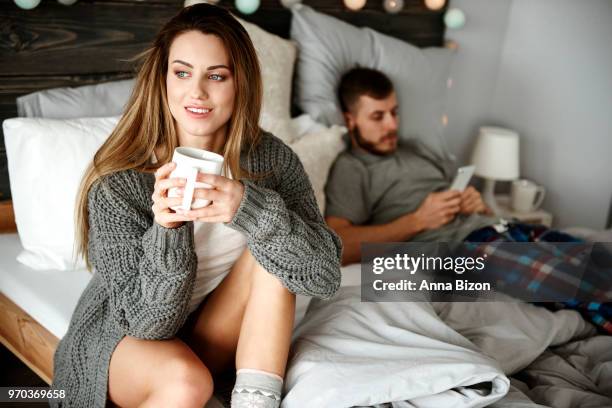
[511,179,546,213]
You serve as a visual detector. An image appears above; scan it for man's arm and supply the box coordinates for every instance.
[327,190,462,265]
[326,213,424,266]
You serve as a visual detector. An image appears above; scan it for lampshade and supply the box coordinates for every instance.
[470,127,519,181]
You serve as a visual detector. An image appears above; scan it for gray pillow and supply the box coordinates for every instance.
[290,4,454,159]
[16,79,134,119]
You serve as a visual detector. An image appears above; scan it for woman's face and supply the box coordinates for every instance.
[166,30,235,147]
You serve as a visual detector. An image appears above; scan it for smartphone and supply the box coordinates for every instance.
[449,165,475,192]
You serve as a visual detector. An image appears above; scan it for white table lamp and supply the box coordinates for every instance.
[470,127,520,214]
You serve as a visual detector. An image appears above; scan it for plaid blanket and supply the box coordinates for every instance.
[464,223,612,334]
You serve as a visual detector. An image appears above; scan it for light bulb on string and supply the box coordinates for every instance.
[383,0,403,14]
[14,0,41,9]
[344,0,366,11]
[424,0,445,11]
[235,0,260,14]
[444,8,466,29]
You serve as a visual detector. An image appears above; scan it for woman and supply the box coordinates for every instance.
[51,4,342,407]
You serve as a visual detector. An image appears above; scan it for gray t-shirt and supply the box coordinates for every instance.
[325,140,499,242]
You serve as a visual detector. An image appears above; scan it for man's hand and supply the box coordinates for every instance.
[459,186,491,215]
[413,191,462,231]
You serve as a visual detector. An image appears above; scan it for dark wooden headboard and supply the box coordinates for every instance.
[0,0,447,202]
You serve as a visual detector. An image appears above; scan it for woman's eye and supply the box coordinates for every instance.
[209,74,224,81]
[175,71,189,79]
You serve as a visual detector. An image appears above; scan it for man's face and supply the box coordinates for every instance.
[344,92,399,155]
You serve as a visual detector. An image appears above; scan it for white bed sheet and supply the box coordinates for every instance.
[0,230,361,343]
[0,233,91,339]
[0,232,360,408]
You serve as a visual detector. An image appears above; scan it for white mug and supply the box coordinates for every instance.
[511,179,545,213]
[167,147,224,211]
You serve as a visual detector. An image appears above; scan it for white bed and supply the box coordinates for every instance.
[0,233,358,341]
[2,230,611,407]
[0,233,91,340]
[1,231,362,330]
[0,231,362,407]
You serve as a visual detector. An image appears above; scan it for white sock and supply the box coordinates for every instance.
[231,368,283,408]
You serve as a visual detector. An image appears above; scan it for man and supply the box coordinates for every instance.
[325,67,498,265]
[324,68,611,334]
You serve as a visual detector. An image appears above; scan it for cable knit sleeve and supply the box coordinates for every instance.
[87,171,197,339]
[227,137,342,299]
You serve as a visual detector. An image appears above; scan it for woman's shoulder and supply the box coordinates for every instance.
[255,130,293,153]
[248,130,300,169]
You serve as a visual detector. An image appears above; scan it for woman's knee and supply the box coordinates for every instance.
[162,356,214,402]
[109,336,214,408]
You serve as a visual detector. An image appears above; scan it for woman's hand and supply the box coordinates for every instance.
[177,173,245,223]
[152,162,193,229]
[459,186,492,215]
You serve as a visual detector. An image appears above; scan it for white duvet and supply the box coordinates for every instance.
[282,286,594,408]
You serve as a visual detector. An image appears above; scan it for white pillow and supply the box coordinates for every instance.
[289,115,347,213]
[237,17,298,144]
[16,20,298,144]
[3,117,120,270]
[290,5,454,159]
[16,80,133,119]
[2,112,342,271]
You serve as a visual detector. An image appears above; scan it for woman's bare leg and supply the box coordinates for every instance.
[235,255,295,376]
[108,335,213,408]
[186,248,296,376]
[185,248,256,375]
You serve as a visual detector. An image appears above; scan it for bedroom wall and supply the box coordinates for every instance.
[0,0,447,203]
[443,0,512,161]
[445,0,612,229]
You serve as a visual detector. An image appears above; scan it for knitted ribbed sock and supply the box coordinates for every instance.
[230,368,283,408]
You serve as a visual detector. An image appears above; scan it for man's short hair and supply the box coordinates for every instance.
[338,67,394,113]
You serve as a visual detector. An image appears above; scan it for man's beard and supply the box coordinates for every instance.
[353,125,396,156]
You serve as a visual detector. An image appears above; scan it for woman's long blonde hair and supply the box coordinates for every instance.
[75,3,262,270]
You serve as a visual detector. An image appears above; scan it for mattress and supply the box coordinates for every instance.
[0,232,361,407]
[0,232,364,337]
[0,233,91,339]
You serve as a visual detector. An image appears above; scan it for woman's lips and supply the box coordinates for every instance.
[185,106,213,119]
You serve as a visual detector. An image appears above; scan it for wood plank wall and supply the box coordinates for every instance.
[0,0,447,201]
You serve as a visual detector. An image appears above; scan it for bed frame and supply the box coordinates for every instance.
[0,0,447,385]
[0,201,56,384]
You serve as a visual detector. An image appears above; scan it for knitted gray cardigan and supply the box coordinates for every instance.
[50,132,342,407]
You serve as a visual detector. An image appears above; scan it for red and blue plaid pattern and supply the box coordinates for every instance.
[465,223,612,334]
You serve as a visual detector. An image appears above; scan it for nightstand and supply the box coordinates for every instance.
[495,195,553,227]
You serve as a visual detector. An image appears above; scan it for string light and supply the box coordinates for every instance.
[424,0,445,11]
[383,0,403,14]
[444,8,466,29]
[344,0,366,11]
[13,0,40,9]
[235,0,260,14]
